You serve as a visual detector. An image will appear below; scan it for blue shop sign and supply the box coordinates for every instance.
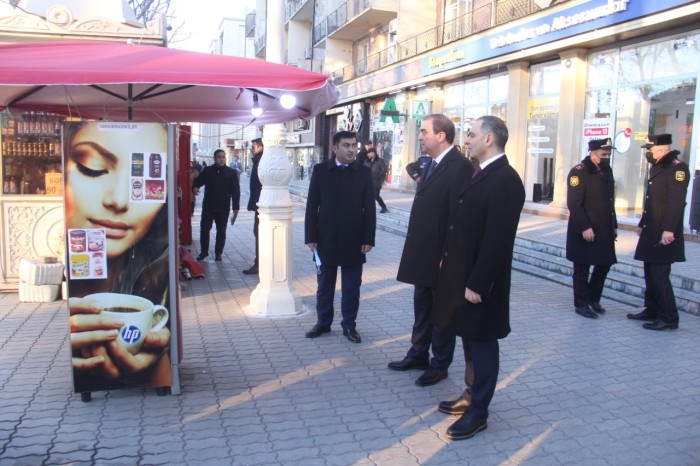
[423,0,696,75]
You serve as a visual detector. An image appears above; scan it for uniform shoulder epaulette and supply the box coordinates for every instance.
[672,159,682,165]
[574,163,584,170]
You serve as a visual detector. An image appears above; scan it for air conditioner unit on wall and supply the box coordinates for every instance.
[294,119,309,131]
[304,48,312,59]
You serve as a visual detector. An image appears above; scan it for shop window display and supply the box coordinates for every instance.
[1,112,65,195]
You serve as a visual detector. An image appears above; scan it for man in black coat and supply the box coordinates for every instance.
[192,149,240,261]
[628,133,690,330]
[391,114,472,387]
[243,138,263,275]
[566,138,618,319]
[433,116,525,440]
[304,131,376,343]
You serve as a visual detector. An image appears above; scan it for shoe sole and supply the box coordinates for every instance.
[438,406,467,415]
[575,310,598,319]
[387,363,429,372]
[415,373,448,387]
[643,324,678,331]
[627,316,656,321]
[305,329,331,338]
[446,422,487,440]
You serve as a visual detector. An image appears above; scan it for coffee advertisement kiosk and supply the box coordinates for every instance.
[63,122,181,399]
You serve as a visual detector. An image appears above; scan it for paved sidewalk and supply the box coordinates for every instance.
[1,186,699,465]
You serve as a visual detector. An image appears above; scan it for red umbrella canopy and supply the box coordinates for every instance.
[0,41,339,124]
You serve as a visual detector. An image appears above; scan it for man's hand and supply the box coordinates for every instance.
[230,210,239,225]
[192,187,199,195]
[307,242,317,252]
[660,230,675,246]
[361,245,373,253]
[465,287,482,304]
[582,228,595,242]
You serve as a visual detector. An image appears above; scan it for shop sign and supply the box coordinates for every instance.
[379,98,401,123]
[45,172,62,196]
[411,101,430,124]
[422,0,695,76]
[581,118,612,158]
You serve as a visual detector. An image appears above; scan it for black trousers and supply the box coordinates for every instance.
[315,263,362,331]
[252,210,259,265]
[406,285,455,370]
[643,262,678,323]
[461,338,499,419]
[373,185,386,210]
[200,209,229,256]
[572,263,611,307]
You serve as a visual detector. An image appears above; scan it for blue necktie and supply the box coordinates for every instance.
[424,160,437,180]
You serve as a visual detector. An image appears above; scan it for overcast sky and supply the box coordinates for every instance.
[169,0,252,52]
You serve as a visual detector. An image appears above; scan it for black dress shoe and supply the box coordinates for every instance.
[439,393,471,415]
[446,413,487,440]
[575,306,598,319]
[215,254,222,261]
[627,308,657,321]
[415,367,448,387]
[243,265,258,275]
[590,302,606,314]
[642,320,678,331]
[343,328,361,343]
[305,325,331,338]
[387,356,429,372]
[196,253,208,261]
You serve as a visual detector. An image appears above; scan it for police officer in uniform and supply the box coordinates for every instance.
[565,138,618,319]
[627,133,690,330]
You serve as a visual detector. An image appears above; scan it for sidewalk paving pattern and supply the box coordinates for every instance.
[1,181,699,465]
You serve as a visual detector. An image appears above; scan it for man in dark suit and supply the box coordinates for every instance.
[243,138,263,275]
[566,138,618,319]
[628,133,690,330]
[304,131,376,343]
[433,115,525,440]
[192,149,240,262]
[391,114,472,387]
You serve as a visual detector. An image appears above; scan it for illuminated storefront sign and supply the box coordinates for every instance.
[423,0,696,75]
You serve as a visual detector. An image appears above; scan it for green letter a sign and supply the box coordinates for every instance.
[379,98,400,123]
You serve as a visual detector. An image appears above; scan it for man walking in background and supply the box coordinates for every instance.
[192,149,240,262]
[364,147,389,213]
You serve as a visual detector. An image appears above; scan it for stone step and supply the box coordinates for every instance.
[289,184,699,315]
[514,241,699,315]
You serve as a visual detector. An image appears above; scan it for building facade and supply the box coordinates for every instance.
[251,0,700,231]
[0,0,166,288]
[197,17,258,170]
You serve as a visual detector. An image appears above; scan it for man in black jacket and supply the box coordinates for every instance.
[566,138,618,319]
[391,114,472,387]
[628,133,690,330]
[304,131,376,344]
[243,138,263,274]
[192,149,240,261]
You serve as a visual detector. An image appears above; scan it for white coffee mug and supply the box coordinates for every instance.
[85,292,169,354]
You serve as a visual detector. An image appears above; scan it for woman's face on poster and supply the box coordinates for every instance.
[65,124,166,258]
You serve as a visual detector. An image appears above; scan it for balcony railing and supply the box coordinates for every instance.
[329,0,571,84]
[313,0,372,46]
[255,33,266,57]
[245,12,255,38]
[285,0,310,23]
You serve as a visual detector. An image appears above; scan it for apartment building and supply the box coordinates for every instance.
[196,17,258,169]
[252,0,700,230]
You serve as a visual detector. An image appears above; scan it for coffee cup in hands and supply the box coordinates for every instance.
[84,293,169,354]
